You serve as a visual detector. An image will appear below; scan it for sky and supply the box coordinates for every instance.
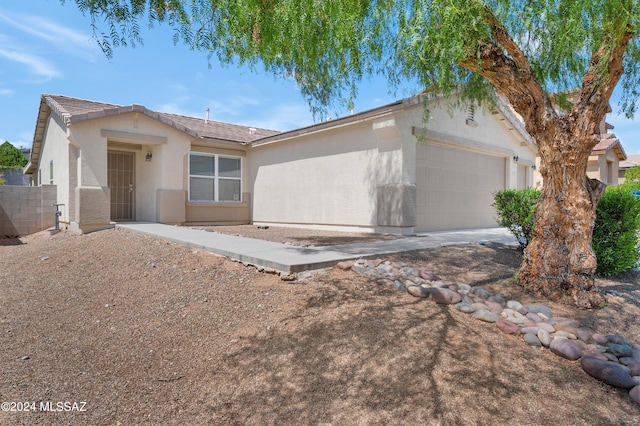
[0,0,638,154]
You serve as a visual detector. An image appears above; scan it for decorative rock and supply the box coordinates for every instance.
[538,329,552,347]
[525,304,553,319]
[472,309,500,323]
[472,302,490,311]
[523,333,542,347]
[376,278,394,286]
[407,285,429,298]
[608,334,630,346]
[455,302,475,313]
[576,328,594,342]
[427,288,462,304]
[418,269,439,281]
[496,319,520,335]
[555,330,577,340]
[393,281,407,291]
[537,322,556,333]
[506,300,523,311]
[581,351,608,361]
[619,357,640,366]
[630,386,640,404]
[628,364,640,376]
[553,317,581,328]
[592,333,608,345]
[336,260,355,270]
[581,356,634,389]
[606,343,633,358]
[550,338,583,360]
[470,286,491,299]
[459,283,471,291]
[633,378,640,387]
[432,280,450,289]
[488,295,506,306]
[462,295,474,305]
[603,353,619,363]
[526,312,542,323]
[521,326,540,335]
[510,311,528,325]
[554,323,578,336]
[484,300,503,314]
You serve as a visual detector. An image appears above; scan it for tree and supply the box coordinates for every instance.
[0,141,28,169]
[66,0,640,308]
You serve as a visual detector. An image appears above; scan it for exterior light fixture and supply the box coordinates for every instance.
[146,151,152,162]
[513,155,519,163]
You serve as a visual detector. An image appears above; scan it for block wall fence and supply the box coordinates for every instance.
[0,185,57,237]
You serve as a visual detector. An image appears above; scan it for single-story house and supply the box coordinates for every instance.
[587,133,627,185]
[618,154,640,183]
[24,93,537,235]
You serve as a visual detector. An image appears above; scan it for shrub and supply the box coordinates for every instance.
[492,188,540,251]
[592,185,640,276]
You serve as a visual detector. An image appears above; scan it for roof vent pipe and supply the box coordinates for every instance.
[205,108,209,124]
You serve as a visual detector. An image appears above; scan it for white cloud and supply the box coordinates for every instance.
[0,88,13,96]
[0,8,98,61]
[0,47,60,80]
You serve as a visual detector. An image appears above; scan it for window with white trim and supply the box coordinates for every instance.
[189,153,242,202]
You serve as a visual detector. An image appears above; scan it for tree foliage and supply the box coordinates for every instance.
[64,1,640,119]
[0,142,28,170]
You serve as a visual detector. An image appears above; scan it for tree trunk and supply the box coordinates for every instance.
[518,129,607,309]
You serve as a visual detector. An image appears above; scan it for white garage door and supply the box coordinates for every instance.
[416,143,506,231]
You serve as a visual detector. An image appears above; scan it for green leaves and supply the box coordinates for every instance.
[0,142,28,170]
[64,0,639,117]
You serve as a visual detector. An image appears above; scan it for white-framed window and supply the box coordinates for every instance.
[49,160,54,184]
[189,153,242,202]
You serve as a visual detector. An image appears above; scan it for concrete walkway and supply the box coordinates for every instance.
[116,222,518,272]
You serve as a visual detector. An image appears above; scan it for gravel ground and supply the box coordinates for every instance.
[0,227,638,425]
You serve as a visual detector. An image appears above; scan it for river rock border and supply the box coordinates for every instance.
[336,258,640,406]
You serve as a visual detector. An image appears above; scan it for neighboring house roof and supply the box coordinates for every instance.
[619,154,640,169]
[592,133,627,161]
[25,94,280,174]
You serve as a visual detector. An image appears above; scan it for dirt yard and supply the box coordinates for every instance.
[0,226,638,425]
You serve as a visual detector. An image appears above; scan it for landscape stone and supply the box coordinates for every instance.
[592,333,608,345]
[619,357,640,366]
[470,286,491,299]
[407,285,430,298]
[496,319,520,335]
[510,311,529,325]
[472,309,500,323]
[630,386,640,404]
[537,329,552,347]
[393,281,407,291]
[458,284,472,292]
[555,330,577,340]
[550,338,583,360]
[418,269,439,281]
[521,326,540,335]
[526,312,542,323]
[537,322,556,333]
[523,333,542,347]
[554,323,578,336]
[608,334,630,346]
[462,295,474,305]
[606,343,633,358]
[581,351,608,361]
[603,353,619,363]
[633,377,640,387]
[455,302,475,313]
[484,300,504,314]
[576,327,594,342]
[526,304,553,319]
[628,363,640,376]
[336,260,355,270]
[427,288,462,304]
[581,356,635,389]
[506,300,523,311]
[488,295,506,306]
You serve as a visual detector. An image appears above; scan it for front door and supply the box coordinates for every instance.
[108,151,135,221]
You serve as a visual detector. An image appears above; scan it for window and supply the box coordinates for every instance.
[49,160,54,184]
[189,153,242,202]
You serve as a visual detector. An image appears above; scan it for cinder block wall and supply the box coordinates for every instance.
[0,185,57,236]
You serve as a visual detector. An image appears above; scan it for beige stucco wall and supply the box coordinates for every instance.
[249,112,407,232]
[248,98,536,233]
[587,153,620,185]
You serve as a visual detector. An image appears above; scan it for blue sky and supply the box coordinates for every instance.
[0,0,638,154]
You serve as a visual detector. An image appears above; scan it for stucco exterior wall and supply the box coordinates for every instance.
[249,115,406,232]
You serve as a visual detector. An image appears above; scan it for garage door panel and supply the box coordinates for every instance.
[416,144,505,231]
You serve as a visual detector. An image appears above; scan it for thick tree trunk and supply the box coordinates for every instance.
[518,130,607,309]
